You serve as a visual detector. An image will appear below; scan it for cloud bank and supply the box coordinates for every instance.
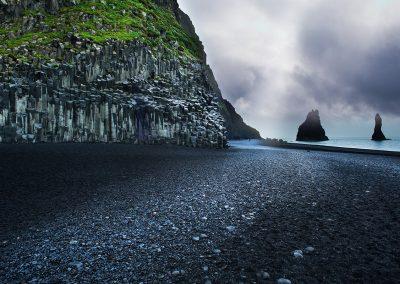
[178,0,400,138]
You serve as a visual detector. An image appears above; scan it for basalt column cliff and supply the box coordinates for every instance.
[0,0,259,146]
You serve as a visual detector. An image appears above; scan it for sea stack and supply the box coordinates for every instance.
[296,110,329,141]
[372,113,387,141]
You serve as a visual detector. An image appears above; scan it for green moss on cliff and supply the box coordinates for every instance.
[0,0,203,60]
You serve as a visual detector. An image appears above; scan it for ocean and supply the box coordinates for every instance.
[229,138,400,152]
[291,137,400,152]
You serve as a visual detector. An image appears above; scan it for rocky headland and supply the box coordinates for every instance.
[221,99,260,140]
[296,110,329,142]
[372,113,387,141]
[0,0,258,147]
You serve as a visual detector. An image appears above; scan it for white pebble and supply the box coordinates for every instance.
[293,249,303,258]
[305,246,315,253]
[226,226,236,232]
[213,248,221,254]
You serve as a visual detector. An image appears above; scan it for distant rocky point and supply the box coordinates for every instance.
[220,99,260,140]
[296,110,329,142]
[372,113,387,141]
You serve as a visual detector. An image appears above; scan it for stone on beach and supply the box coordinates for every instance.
[293,249,304,258]
[226,225,236,232]
[277,278,292,284]
[69,261,83,271]
[257,271,270,279]
[305,246,315,253]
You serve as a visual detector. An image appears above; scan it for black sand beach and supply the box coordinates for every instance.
[1,143,399,283]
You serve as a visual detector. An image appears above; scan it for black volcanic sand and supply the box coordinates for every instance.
[1,144,399,283]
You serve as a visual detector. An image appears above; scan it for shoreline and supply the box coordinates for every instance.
[261,139,400,157]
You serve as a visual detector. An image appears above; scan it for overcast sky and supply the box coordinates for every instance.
[178,0,400,139]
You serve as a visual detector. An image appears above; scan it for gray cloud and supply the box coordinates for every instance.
[211,59,266,102]
[178,0,400,138]
[297,1,400,115]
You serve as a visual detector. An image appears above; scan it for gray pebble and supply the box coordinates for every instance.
[305,246,315,253]
[277,278,291,284]
[293,249,303,258]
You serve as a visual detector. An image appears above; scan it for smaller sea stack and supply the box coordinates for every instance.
[296,110,329,141]
[372,113,387,141]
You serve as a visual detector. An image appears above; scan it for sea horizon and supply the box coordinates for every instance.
[289,136,400,152]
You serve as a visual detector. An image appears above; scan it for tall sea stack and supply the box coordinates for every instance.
[296,110,329,141]
[372,113,387,141]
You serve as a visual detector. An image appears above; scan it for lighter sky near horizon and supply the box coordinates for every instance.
[178,0,400,139]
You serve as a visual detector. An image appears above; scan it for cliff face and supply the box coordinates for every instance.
[0,0,258,146]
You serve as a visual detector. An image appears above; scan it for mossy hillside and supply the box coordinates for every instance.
[0,0,203,61]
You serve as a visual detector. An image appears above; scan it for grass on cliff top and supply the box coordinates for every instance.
[0,0,203,60]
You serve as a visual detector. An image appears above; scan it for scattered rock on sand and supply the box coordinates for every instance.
[293,249,303,258]
[277,278,292,284]
[226,226,236,232]
[172,269,185,276]
[305,246,315,253]
[213,248,221,254]
[69,261,83,271]
[257,271,270,279]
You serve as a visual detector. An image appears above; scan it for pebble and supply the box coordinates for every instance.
[277,278,291,284]
[69,261,83,271]
[257,271,270,279]
[293,249,303,258]
[213,249,221,254]
[305,246,315,253]
[226,226,236,232]
[172,269,185,276]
